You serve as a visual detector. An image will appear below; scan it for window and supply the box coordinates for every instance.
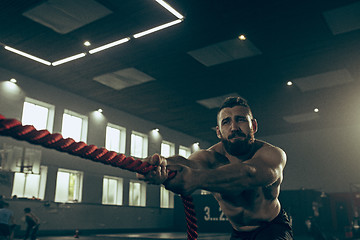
[22,97,55,132]
[55,168,83,203]
[102,176,123,205]
[129,180,146,207]
[11,166,48,200]
[61,110,88,142]
[179,146,192,158]
[160,185,174,208]
[130,131,148,158]
[106,123,126,153]
[161,140,175,158]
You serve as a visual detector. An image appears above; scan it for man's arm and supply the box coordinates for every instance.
[164,145,286,195]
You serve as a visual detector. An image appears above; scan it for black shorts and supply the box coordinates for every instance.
[0,223,10,236]
[230,209,293,240]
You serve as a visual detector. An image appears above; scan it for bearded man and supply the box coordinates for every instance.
[137,96,293,240]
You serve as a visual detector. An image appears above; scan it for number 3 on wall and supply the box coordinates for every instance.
[204,206,210,221]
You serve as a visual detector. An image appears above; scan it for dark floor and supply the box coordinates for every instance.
[13,232,314,240]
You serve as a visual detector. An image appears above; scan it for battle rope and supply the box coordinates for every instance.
[0,114,198,240]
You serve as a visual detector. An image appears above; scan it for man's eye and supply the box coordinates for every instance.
[222,120,229,125]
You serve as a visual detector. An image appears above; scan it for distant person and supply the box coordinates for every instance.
[0,201,15,240]
[23,208,40,240]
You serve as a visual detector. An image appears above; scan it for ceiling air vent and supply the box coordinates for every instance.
[23,0,112,34]
[93,68,155,90]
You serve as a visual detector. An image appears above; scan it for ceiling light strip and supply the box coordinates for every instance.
[133,19,183,38]
[89,37,131,54]
[52,53,87,66]
[4,46,51,66]
[155,0,184,19]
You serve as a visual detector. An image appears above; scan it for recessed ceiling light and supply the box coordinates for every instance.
[84,41,91,46]
[238,34,246,40]
[97,108,103,113]
[9,78,17,83]
[314,108,319,113]
[287,81,293,86]
[153,128,160,132]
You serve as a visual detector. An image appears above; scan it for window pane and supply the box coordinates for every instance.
[106,126,120,152]
[22,102,49,130]
[131,134,143,158]
[179,146,191,158]
[129,182,141,206]
[62,113,83,141]
[12,173,25,197]
[160,186,169,208]
[102,178,109,203]
[103,176,123,205]
[107,178,116,204]
[55,171,69,202]
[161,143,171,158]
[23,174,40,198]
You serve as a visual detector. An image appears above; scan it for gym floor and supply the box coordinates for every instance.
[12,232,314,240]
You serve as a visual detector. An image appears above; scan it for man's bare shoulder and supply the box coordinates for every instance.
[252,140,287,166]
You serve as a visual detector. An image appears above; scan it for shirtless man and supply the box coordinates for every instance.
[137,96,293,239]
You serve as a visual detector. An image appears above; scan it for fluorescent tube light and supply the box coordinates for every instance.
[89,37,130,54]
[4,46,51,66]
[52,53,86,66]
[133,19,182,38]
[155,0,184,19]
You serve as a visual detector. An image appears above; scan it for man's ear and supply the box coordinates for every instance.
[252,119,258,133]
[216,126,222,139]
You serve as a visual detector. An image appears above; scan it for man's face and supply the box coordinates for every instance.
[216,106,256,156]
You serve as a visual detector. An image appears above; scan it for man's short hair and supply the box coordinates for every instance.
[217,96,253,120]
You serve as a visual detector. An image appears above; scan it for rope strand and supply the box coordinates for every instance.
[0,114,198,240]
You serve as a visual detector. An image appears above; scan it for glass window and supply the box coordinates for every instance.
[55,168,83,203]
[106,123,126,153]
[11,166,48,200]
[129,180,146,207]
[22,97,55,132]
[102,176,123,205]
[161,140,175,158]
[160,185,174,208]
[61,110,88,142]
[179,146,191,158]
[130,131,148,158]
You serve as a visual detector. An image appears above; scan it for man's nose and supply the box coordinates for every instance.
[230,121,239,131]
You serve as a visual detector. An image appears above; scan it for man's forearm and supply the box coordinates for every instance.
[191,163,259,193]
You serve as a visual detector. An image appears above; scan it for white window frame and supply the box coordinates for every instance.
[102,176,123,205]
[106,123,126,154]
[22,97,55,132]
[11,166,48,200]
[161,140,175,158]
[54,168,83,203]
[61,109,88,142]
[129,180,146,207]
[160,185,174,208]
[130,131,148,158]
[179,145,192,158]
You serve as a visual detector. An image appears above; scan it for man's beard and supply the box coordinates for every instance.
[221,131,254,156]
